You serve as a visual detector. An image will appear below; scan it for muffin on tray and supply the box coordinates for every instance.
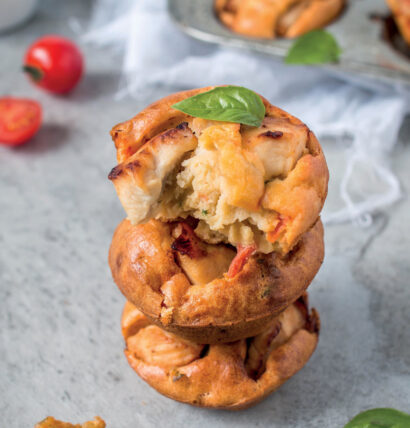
[215,0,345,39]
[386,0,410,46]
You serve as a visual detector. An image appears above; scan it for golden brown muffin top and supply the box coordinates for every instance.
[109,87,328,255]
[386,0,410,45]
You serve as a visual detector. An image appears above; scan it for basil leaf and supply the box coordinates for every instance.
[172,86,265,127]
[285,29,342,65]
[344,408,410,428]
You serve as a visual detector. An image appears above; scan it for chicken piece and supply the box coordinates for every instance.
[241,116,308,179]
[127,325,204,369]
[245,303,305,378]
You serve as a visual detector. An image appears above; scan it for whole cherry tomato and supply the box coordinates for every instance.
[0,97,42,146]
[23,35,84,94]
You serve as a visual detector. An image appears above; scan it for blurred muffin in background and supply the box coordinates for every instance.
[386,0,410,45]
[215,0,345,39]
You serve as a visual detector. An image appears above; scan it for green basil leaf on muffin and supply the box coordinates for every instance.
[285,29,342,65]
[344,408,410,428]
[172,86,265,127]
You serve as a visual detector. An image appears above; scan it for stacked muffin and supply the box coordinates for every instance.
[108,87,328,409]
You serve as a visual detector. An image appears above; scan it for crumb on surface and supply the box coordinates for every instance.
[35,416,106,428]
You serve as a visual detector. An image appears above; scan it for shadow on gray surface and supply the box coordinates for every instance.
[15,124,70,154]
[398,115,410,147]
[70,72,122,101]
[370,287,410,369]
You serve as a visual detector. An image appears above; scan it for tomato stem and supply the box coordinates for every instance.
[22,65,43,82]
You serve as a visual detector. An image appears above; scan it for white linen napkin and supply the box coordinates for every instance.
[81,0,409,226]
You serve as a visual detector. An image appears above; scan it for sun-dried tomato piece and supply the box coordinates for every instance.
[227,244,256,278]
[267,215,289,243]
[171,223,206,258]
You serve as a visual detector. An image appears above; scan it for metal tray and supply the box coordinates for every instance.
[168,0,410,87]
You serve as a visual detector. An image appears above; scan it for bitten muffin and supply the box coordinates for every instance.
[386,0,410,45]
[108,87,328,255]
[215,0,345,39]
[121,294,320,410]
[108,86,327,343]
[109,217,324,343]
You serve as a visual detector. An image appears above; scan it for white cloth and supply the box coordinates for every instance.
[81,0,409,225]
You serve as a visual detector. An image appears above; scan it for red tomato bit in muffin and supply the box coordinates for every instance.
[227,244,257,278]
[172,223,207,259]
[267,215,289,243]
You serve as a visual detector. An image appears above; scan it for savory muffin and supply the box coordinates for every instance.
[109,217,324,343]
[386,0,410,45]
[215,0,345,39]
[121,295,319,409]
[108,86,327,343]
[109,87,328,255]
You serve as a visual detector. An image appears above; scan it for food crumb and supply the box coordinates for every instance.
[35,416,106,428]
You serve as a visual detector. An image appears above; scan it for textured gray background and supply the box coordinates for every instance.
[1,1,409,427]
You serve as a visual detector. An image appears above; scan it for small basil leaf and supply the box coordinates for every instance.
[172,86,265,127]
[344,408,410,428]
[285,29,342,65]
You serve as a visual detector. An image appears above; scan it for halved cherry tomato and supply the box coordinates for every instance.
[0,97,42,146]
[23,35,84,94]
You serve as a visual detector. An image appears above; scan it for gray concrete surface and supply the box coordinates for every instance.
[1,1,409,427]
